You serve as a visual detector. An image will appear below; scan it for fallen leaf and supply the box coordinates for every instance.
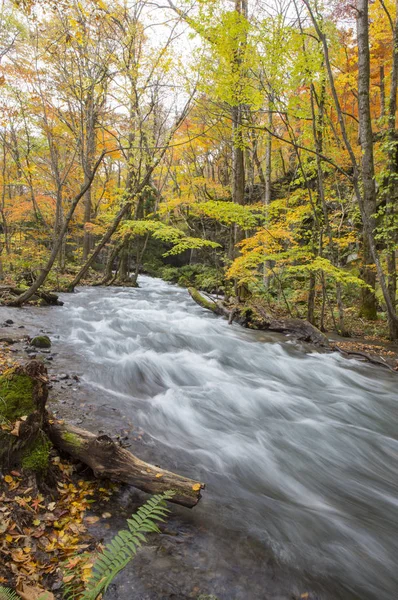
[192,483,201,492]
[17,583,55,600]
[84,516,100,525]
[155,473,163,479]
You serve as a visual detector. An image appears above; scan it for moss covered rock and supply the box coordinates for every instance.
[30,335,51,349]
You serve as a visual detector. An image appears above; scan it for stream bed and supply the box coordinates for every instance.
[1,276,397,600]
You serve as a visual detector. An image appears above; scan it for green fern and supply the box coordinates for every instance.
[0,587,19,600]
[79,490,175,600]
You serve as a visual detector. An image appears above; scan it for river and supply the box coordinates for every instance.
[2,276,398,600]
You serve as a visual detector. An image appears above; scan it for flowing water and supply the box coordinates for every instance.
[2,276,398,600]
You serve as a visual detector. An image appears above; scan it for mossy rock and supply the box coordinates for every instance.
[30,335,51,349]
[0,372,35,421]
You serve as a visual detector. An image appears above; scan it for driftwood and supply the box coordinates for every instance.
[46,421,204,508]
[188,287,329,347]
[1,360,204,507]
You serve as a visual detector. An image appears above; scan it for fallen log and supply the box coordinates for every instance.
[188,287,231,319]
[0,286,63,306]
[0,360,204,508]
[188,287,329,347]
[46,421,204,508]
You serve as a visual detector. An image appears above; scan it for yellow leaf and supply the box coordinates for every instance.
[4,475,13,484]
[192,483,201,491]
[155,473,163,478]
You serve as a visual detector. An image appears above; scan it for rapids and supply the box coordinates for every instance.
[2,276,397,599]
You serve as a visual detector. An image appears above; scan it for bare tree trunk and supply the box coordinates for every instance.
[386,0,398,313]
[307,271,316,325]
[232,106,245,205]
[265,93,273,205]
[82,94,97,262]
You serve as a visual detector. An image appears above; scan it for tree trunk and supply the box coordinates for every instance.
[0,361,49,471]
[385,0,398,314]
[357,0,378,320]
[232,106,245,205]
[307,271,316,325]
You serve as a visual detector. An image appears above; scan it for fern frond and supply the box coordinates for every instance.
[79,490,175,600]
[0,586,19,600]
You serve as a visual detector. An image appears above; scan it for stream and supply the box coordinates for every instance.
[2,276,398,600]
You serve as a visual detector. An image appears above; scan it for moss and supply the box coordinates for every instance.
[0,373,35,421]
[22,434,52,472]
[62,431,83,448]
[188,287,217,312]
[30,335,51,348]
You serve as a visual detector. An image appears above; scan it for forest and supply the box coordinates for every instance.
[1,0,398,599]
[0,0,397,342]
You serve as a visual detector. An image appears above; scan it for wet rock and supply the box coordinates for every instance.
[30,335,51,349]
[4,319,14,325]
[59,374,69,380]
